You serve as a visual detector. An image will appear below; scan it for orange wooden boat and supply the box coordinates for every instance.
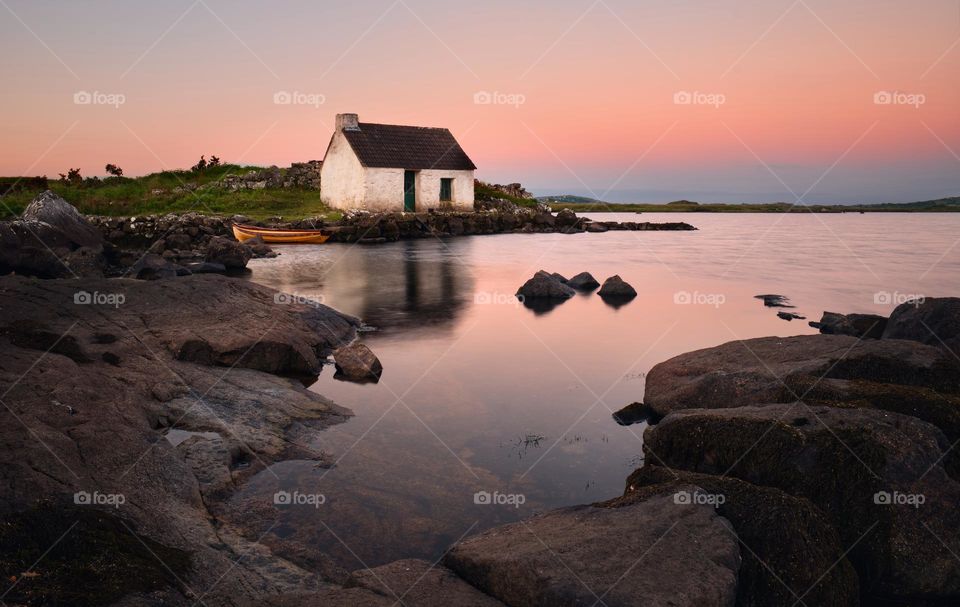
[232,223,331,244]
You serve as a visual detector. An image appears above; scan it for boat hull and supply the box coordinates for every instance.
[232,223,330,244]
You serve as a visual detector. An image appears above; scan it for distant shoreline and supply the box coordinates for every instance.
[540,199,960,214]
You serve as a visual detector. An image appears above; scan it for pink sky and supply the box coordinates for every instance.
[1,0,958,203]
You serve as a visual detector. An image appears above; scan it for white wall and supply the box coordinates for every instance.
[363,168,405,212]
[320,131,366,211]
[417,169,474,211]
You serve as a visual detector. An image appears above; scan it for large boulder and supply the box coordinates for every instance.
[333,342,383,383]
[515,270,575,300]
[347,559,505,606]
[809,311,887,338]
[20,190,103,250]
[205,235,252,269]
[643,334,960,419]
[882,297,960,352]
[444,491,741,607]
[644,404,960,600]
[617,467,859,607]
[3,191,106,278]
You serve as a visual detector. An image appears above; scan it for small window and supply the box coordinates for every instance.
[440,178,453,202]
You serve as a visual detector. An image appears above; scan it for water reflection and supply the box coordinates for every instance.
[235,213,960,571]
[244,239,474,336]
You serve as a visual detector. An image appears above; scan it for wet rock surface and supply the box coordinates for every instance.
[643,403,960,600]
[0,274,360,605]
[444,491,741,607]
[333,342,383,383]
[348,559,506,606]
[810,311,887,337]
[616,468,859,607]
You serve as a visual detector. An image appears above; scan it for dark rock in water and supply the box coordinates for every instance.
[129,253,190,280]
[444,491,740,607]
[882,297,960,352]
[244,234,275,258]
[333,342,383,383]
[644,404,960,601]
[776,311,805,321]
[516,270,575,300]
[205,235,252,269]
[567,271,600,291]
[612,401,656,426]
[619,467,860,607]
[810,311,886,338]
[597,275,637,301]
[347,559,505,606]
[584,221,608,233]
[550,272,568,284]
[754,294,794,308]
[183,261,227,274]
[554,208,579,231]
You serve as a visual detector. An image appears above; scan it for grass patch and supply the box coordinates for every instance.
[474,182,538,208]
[0,165,340,221]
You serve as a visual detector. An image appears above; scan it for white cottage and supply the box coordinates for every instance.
[320,113,476,213]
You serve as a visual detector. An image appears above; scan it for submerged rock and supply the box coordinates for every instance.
[566,271,600,291]
[810,311,886,338]
[444,491,740,607]
[333,342,383,383]
[776,311,805,321]
[612,401,656,426]
[754,294,794,308]
[516,270,575,300]
[597,275,637,304]
[205,235,253,268]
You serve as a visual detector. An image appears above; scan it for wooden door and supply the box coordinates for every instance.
[403,171,416,212]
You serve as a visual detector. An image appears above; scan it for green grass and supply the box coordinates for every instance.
[0,165,340,221]
[474,182,538,208]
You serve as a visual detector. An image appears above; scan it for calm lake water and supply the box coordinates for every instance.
[236,212,960,570]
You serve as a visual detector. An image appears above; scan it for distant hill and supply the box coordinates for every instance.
[861,196,960,210]
[536,194,607,204]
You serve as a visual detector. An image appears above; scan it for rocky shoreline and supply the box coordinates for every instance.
[3,191,958,606]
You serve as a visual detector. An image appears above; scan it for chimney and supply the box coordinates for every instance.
[336,113,360,131]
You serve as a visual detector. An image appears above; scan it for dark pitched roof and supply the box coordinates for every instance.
[341,122,476,171]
